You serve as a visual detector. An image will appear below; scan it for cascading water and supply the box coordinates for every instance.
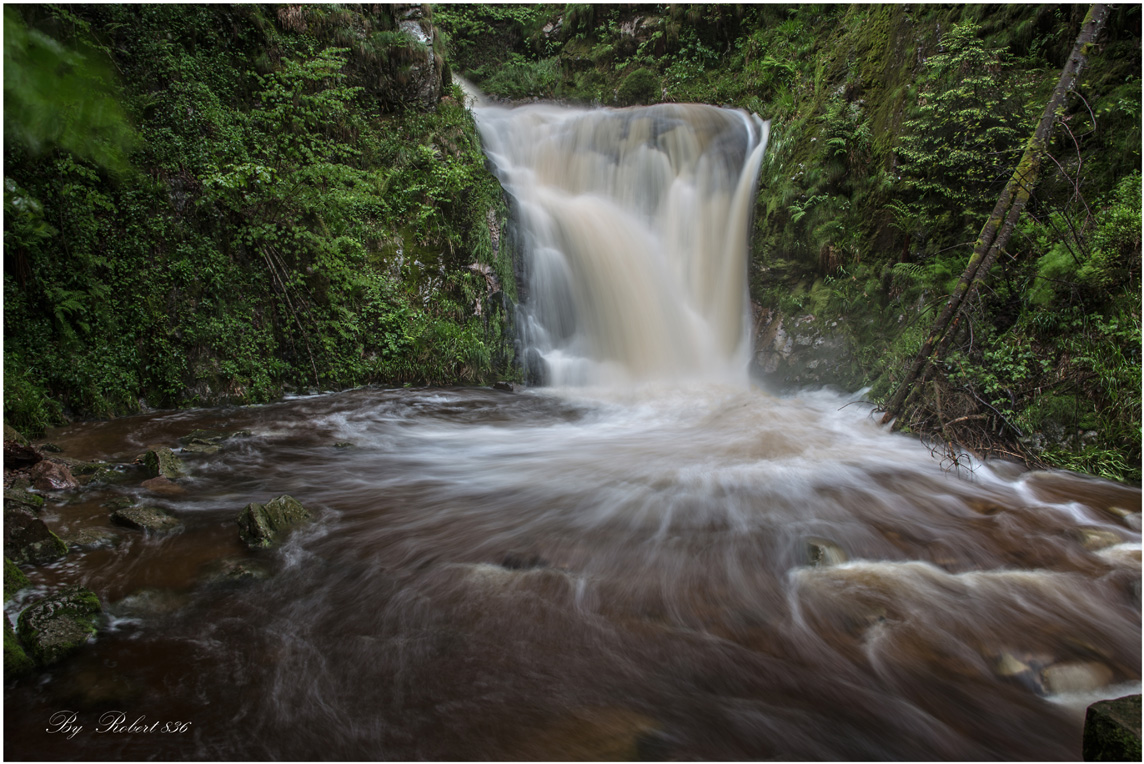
[475,103,767,386]
[4,95,1139,761]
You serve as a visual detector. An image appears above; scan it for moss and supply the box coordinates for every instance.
[16,585,102,666]
[142,448,187,479]
[4,557,31,600]
[4,619,35,676]
[236,495,314,548]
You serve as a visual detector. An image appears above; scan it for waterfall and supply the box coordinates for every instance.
[475,102,768,387]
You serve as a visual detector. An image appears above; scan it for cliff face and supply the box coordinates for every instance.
[438,3,1141,481]
[4,4,518,433]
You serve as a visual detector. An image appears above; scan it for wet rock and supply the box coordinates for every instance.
[333,442,356,449]
[4,507,68,564]
[110,505,182,534]
[4,487,44,513]
[29,460,78,491]
[1083,694,1141,761]
[4,618,34,676]
[142,448,186,479]
[60,527,121,551]
[141,476,186,496]
[16,585,102,665]
[493,381,518,392]
[36,442,62,453]
[181,439,220,455]
[4,440,41,468]
[199,558,273,586]
[805,537,848,567]
[1042,661,1114,694]
[179,428,251,450]
[5,556,31,599]
[236,495,313,548]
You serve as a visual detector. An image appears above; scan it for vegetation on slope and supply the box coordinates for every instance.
[4,4,517,437]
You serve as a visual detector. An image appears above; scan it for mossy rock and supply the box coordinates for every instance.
[142,448,187,479]
[16,585,102,666]
[110,506,182,534]
[4,618,34,676]
[236,495,314,548]
[617,67,659,106]
[5,557,31,600]
[3,508,68,565]
[1083,694,1142,761]
[3,423,29,446]
[3,487,44,513]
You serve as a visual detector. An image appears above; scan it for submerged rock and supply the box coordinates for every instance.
[4,618,34,676]
[142,448,186,479]
[60,527,122,551]
[805,537,848,567]
[4,507,68,564]
[236,495,313,548]
[140,476,186,496]
[505,707,665,761]
[5,556,31,599]
[100,496,135,512]
[111,506,182,534]
[16,585,102,665]
[1083,694,1141,761]
[1041,661,1114,694]
[109,587,191,619]
[199,557,274,586]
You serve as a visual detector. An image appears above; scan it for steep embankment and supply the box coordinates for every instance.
[4,4,517,435]
[436,4,1141,482]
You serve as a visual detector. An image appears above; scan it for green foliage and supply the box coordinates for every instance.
[896,22,1035,239]
[616,67,659,106]
[4,4,517,432]
[3,6,136,173]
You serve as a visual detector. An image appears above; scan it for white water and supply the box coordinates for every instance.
[476,101,768,386]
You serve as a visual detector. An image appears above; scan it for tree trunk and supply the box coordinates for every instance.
[880,3,1111,427]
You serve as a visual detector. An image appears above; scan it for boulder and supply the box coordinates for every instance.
[4,618,34,676]
[5,556,31,599]
[110,506,182,534]
[16,585,102,665]
[101,496,135,511]
[236,495,313,548]
[3,487,44,513]
[1083,694,1141,761]
[142,448,186,479]
[29,460,77,491]
[4,507,68,564]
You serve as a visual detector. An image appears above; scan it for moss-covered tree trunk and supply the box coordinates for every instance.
[881,3,1111,428]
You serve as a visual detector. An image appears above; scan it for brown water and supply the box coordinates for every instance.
[4,383,1140,760]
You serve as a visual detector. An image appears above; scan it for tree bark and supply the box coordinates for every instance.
[881,3,1110,427]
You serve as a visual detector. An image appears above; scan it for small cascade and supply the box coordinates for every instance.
[475,102,768,386]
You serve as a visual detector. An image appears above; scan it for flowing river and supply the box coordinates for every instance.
[4,100,1140,761]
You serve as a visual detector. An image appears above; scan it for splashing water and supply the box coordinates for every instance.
[4,97,1138,761]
